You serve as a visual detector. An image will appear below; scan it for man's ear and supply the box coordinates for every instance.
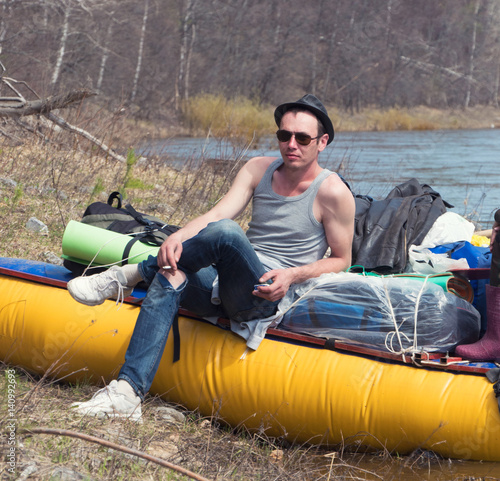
[318,134,329,152]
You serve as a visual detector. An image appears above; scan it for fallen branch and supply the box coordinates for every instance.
[0,88,97,118]
[21,427,212,481]
[0,85,126,162]
[44,111,127,163]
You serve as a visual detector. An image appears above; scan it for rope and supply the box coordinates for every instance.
[383,281,408,361]
[383,275,431,362]
[411,275,430,356]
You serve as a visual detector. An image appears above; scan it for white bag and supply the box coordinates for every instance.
[408,245,469,274]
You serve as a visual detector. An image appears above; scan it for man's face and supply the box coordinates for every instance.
[278,110,328,170]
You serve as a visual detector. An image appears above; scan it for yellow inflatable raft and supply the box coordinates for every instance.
[1,261,500,462]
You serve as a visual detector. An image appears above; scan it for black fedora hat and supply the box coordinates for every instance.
[274,94,334,144]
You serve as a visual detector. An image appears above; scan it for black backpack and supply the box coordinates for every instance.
[64,191,180,275]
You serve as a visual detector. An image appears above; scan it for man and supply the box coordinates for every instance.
[68,94,355,420]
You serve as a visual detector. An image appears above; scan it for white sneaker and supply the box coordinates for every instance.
[67,266,134,306]
[71,380,142,422]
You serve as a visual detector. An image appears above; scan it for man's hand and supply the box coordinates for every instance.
[252,268,295,302]
[157,234,183,272]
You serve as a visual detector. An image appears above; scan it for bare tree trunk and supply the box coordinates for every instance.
[222,0,249,91]
[130,0,149,102]
[51,1,71,88]
[322,4,340,100]
[0,0,8,44]
[486,0,500,107]
[97,15,115,91]
[175,0,197,111]
[309,1,324,95]
[42,0,50,29]
[311,41,318,96]
[184,20,196,102]
[258,2,286,102]
[464,0,481,108]
[385,0,394,46]
[0,86,127,163]
[46,111,127,163]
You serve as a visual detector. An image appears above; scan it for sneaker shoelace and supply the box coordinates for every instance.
[95,273,128,307]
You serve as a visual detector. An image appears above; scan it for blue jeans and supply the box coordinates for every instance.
[118,219,279,399]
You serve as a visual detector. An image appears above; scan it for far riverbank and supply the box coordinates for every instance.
[131,101,500,146]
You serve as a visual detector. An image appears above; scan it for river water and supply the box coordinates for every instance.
[142,128,500,228]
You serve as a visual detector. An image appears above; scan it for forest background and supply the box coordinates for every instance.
[2,0,500,127]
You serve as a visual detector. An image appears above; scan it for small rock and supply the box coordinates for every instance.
[17,463,38,481]
[43,251,64,265]
[49,466,86,481]
[26,217,49,235]
[0,177,17,188]
[147,203,174,215]
[152,406,186,424]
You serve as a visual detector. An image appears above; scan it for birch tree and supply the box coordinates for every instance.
[175,0,197,110]
[96,12,115,91]
[464,0,482,108]
[130,0,149,102]
[50,0,71,88]
[486,0,500,106]
[49,0,97,89]
[0,1,9,45]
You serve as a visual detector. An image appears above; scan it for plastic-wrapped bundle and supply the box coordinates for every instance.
[278,272,480,354]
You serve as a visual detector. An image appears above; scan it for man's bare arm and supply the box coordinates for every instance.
[158,156,276,270]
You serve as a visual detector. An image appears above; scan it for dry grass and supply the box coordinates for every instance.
[331,105,500,133]
[177,93,500,142]
[182,94,276,144]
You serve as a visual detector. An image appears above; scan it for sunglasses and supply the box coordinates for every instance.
[276,129,321,146]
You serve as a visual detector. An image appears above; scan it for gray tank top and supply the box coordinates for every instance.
[246,159,333,270]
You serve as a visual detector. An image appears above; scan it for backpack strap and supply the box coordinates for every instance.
[121,236,143,265]
[120,230,168,265]
[124,204,155,227]
[107,191,123,209]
